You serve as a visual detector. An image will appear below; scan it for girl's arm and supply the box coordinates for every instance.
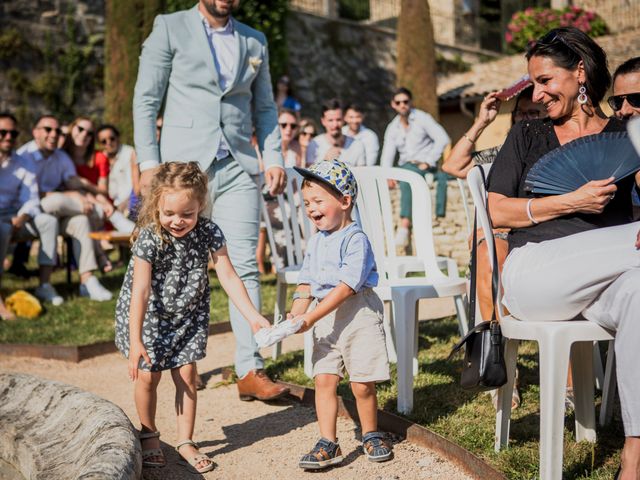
[295,282,355,333]
[128,257,152,380]
[211,246,271,333]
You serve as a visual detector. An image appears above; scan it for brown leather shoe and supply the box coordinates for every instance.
[237,369,290,401]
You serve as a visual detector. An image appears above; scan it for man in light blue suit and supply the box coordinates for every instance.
[133,0,289,403]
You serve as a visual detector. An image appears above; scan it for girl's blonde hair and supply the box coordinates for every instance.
[132,161,208,243]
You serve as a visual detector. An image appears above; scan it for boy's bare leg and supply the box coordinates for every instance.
[135,370,164,463]
[315,374,340,441]
[351,381,378,434]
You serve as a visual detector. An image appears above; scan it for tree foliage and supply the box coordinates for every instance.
[396,0,439,119]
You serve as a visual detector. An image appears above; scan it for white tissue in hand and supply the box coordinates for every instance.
[254,317,304,348]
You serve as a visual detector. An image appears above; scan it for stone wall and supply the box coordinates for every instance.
[0,0,105,124]
[0,373,141,480]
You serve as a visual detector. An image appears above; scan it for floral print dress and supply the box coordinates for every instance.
[115,218,225,371]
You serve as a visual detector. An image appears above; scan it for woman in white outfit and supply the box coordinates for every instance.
[487,27,640,479]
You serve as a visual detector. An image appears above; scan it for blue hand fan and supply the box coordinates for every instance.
[525,132,640,195]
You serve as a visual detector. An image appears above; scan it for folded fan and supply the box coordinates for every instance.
[525,132,640,195]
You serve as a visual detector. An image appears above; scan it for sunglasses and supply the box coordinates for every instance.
[299,130,315,136]
[99,136,117,144]
[393,99,410,106]
[528,30,579,57]
[279,122,298,129]
[607,93,640,112]
[0,129,19,140]
[76,125,94,136]
[38,126,63,136]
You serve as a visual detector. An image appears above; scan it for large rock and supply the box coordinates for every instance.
[0,373,141,480]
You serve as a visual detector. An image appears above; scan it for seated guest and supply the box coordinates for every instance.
[306,99,366,167]
[297,117,317,166]
[96,124,139,215]
[609,56,640,120]
[19,114,113,301]
[278,109,302,168]
[0,112,62,315]
[342,103,380,166]
[380,87,451,247]
[487,28,640,478]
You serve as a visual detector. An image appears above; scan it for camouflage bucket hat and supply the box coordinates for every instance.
[293,158,358,199]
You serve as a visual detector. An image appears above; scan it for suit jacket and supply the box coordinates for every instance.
[133,5,282,174]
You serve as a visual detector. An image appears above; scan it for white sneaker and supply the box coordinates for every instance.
[394,227,410,247]
[34,283,64,306]
[109,211,135,233]
[79,276,113,301]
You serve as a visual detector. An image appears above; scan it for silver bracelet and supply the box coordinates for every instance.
[526,198,539,225]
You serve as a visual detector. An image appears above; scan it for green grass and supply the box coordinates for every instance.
[265,316,624,480]
[0,254,289,346]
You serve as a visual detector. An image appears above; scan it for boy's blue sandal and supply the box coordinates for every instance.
[362,432,393,462]
[299,438,343,470]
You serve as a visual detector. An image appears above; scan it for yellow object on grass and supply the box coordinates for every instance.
[5,290,43,319]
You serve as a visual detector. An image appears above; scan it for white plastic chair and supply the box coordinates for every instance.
[261,168,314,373]
[351,166,469,414]
[457,177,473,237]
[466,164,616,480]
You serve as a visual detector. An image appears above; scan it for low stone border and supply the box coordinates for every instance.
[0,373,141,480]
[279,381,506,480]
[0,321,234,362]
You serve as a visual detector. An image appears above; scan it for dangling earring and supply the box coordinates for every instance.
[577,83,589,105]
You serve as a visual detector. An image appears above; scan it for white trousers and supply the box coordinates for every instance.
[502,221,640,436]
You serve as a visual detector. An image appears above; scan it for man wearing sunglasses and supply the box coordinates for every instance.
[0,112,63,313]
[609,57,640,120]
[380,87,451,248]
[18,115,113,302]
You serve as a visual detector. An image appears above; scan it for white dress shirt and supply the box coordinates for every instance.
[305,134,366,167]
[0,152,41,218]
[342,125,379,166]
[380,108,450,168]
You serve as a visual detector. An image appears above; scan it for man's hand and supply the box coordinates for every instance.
[323,146,342,161]
[139,167,158,198]
[128,341,151,381]
[265,167,286,196]
[11,214,29,231]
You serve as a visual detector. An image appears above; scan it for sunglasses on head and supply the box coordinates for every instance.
[279,122,298,129]
[99,136,117,144]
[0,129,19,140]
[76,125,94,136]
[39,126,63,136]
[528,30,579,57]
[607,93,640,111]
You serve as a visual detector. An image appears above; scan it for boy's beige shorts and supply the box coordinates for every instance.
[312,288,390,383]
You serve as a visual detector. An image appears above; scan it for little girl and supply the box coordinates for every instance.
[114,162,270,473]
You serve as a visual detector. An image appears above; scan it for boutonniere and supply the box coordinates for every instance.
[249,56,262,73]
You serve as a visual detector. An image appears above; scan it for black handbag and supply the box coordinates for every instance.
[449,167,507,392]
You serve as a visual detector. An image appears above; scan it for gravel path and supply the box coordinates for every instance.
[0,299,473,479]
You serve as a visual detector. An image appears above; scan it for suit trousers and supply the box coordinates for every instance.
[0,213,58,280]
[206,155,263,377]
[501,221,640,435]
[40,193,98,274]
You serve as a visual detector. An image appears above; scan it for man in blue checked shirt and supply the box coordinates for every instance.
[0,112,62,318]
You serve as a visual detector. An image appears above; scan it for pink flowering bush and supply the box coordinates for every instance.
[505,6,608,53]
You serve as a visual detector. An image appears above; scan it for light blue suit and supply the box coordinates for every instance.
[133,5,283,377]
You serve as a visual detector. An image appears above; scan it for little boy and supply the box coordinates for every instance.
[289,159,392,470]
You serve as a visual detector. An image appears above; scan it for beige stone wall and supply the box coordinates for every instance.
[576,0,640,33]
[432,179,473,266]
